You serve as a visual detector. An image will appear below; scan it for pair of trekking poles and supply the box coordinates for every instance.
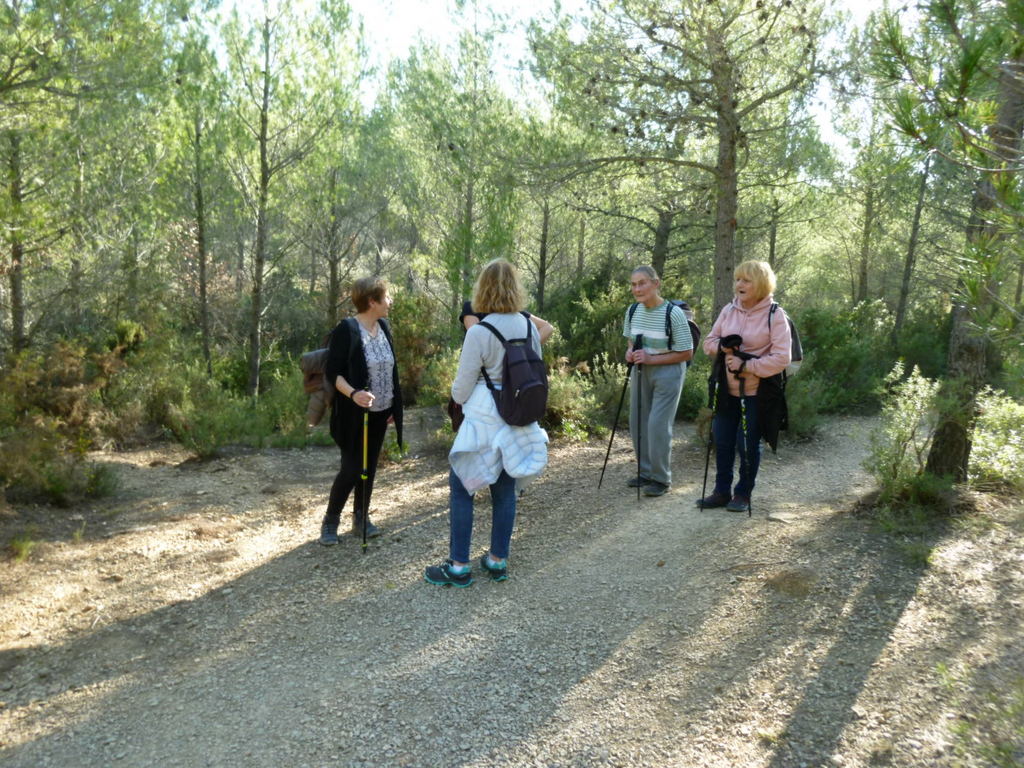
[598,334,756,516]
[599,334,645,501]
[700,336,756,517]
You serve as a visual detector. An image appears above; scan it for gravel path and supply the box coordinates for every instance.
[1,411,1021,767]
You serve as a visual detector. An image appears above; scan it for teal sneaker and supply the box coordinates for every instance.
[424,559,473,588]
[479,554,508,582]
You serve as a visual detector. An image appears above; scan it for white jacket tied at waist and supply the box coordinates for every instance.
[449,381,549,493]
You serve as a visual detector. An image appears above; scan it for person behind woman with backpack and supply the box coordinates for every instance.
[425,259,549,587]
[623,265,694,497]
[697,260,791,513]
[318,276,403,545]
[445,301,554,431]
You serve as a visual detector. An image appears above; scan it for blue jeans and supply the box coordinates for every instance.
[712,393,761,498]
[448,469,517,564]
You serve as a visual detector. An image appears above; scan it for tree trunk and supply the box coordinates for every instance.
[767,198,779,271]
[537,198,549,312]
[926,56,1024,481]
[651,208,672,277]
[462,177,475,297]
[891,154,931,348]
[192,112,212,376]
[576,217,586,283]
[247,19,272,398]
[712,77,739,318]
[856,184,874,303]
[5,131,27,356]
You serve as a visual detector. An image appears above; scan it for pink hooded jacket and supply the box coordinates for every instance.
[703,295,792,397]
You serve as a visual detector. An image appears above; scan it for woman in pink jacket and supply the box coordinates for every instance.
[697,260,792,513]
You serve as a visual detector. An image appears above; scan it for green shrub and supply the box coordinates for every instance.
[782,374,824,440]
[587,352,629,428]
[7,529,37,562]
[543,358,601,439]
[419,346,462,407]
[796,300,895,412]
[971,388,1024,491]
[0,345,122,505]
[864,362,952,511]
[389,289,447,405]
[677,356,710,421]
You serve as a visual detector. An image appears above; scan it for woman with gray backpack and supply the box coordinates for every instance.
[424,259,549,587]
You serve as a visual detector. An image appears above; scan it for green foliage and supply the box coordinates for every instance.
[0,344,122,505]
[159,361,314,458]
[867,365,1023,509]
[895,307,951,379]
[389,289,447,405]
[586,352,629,428]
[865,362,950,511]
[544,270,631,368]
[543,358,601,440]
[7,530,38,562]
[677,356,710,421]
[781,374,824,441]
[970,388,1024,492]
[796,301,897,412]
[419,346,462,407]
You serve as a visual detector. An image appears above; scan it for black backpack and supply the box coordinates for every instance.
[478,315,548,427]
[627,300,702,364]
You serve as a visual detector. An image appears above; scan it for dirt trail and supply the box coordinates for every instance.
[1,411,1021,767]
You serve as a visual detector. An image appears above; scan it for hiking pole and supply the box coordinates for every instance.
[598,360,634,489]
[699,352,724,511]
[634,333,644,502]
[361,407,369,552]
[731,353,756,518]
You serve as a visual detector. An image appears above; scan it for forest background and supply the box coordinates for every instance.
[1,0,1023,513]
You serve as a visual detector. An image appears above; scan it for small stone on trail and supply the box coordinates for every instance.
[768,512,798,523]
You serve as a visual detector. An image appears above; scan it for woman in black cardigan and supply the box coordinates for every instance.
[319,276,403,546]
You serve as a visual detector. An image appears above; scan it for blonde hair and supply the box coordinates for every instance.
[471,259,526,314]
[351,276,388,312]
[734,260,776,302]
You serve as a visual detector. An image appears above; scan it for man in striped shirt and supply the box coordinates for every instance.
[623,265,694,496]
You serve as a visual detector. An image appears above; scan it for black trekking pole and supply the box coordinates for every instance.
[634,333,644,501]
[731,355,756,518]
[699,351,724,511]
[598,360,634,489]
[361,407,369,552]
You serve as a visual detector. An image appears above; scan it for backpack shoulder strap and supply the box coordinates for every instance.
[627,302,640,325]
[768,302,778,330]
[477,320,506,343]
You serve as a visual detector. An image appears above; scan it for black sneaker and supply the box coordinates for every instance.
[643,481,670,497]
[627,475,651,488]
[479,554,508,582]
[726,495,751,513]
[319,520,339,546]
[695,492,730,509]
[424,559,473,588]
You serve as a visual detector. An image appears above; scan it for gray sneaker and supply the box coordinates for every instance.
[643,481,670,497]
[627,475,651,488]
[351,514,380,538]
[319,520,339,546]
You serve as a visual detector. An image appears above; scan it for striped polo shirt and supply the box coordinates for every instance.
[623,301,692,354]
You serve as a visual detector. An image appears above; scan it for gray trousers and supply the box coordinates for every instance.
[629,362,685,486]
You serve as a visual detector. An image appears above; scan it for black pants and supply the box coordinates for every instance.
[324,409,391,523]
